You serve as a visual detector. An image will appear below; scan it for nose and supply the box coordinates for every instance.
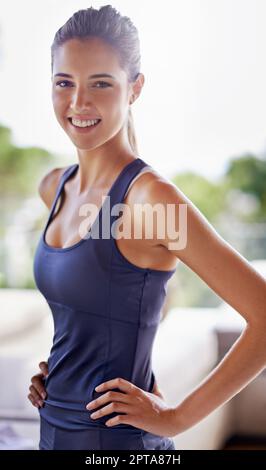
[71,85,92,111]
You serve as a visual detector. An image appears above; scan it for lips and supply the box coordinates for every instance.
[67,117,102,132]
[69,115,101,120]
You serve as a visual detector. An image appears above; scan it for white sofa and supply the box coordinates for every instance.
[0,286,264,450]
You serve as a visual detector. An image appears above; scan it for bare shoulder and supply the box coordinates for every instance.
[127,165,184,206]
[38,166,69,210]
[124,163,194,251]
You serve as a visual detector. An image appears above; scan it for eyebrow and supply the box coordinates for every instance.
[53,72,116,80]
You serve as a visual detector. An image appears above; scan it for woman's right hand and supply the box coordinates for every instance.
[28,361,48,408]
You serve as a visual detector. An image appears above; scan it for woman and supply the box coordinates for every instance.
[29,5,266,450]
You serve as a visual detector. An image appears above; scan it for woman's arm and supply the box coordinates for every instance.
[175,320,266,433]
[146,177,266,433]
[85,175,266,437]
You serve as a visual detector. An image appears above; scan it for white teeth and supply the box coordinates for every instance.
[71,118,100,127]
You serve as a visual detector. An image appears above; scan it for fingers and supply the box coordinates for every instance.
[28,361,49,409]
[39,361,49,377]
[86,391,130,410]
[95,377,139,395]
[31,373,47,399]
[28,373,47,408]
[28,384,44,408]
[28,393,41,408]
[90,402,131,420]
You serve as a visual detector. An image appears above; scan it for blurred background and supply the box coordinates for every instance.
[0,0,266,450]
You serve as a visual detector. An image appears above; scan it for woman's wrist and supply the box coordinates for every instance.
[171,404,188,436]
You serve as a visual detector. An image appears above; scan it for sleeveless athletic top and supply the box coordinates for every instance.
[33,157,177,430]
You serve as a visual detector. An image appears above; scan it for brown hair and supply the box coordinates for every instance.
[51,5,141,154]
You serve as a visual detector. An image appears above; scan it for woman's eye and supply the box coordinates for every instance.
[55,80,111,88]
[55,80,72,88]
[93,81,111,88]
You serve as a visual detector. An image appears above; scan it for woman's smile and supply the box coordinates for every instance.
[67,116,102,134]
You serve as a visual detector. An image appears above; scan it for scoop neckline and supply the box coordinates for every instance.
[42,158,142,253]
[41,157,178,276]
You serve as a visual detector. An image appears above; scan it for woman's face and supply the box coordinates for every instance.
[51,37,140,151]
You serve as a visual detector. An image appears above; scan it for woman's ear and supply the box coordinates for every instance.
[130,73,145,104]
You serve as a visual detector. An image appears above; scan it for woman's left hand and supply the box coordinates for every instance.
[86,377,178,437]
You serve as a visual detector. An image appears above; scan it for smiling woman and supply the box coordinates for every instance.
[30,4,177,451]
[29,2,266,454]
[49,13,141,157]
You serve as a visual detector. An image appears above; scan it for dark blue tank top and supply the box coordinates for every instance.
[33,157,177,430]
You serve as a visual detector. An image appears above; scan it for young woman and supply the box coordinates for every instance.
[29,6,266,450]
